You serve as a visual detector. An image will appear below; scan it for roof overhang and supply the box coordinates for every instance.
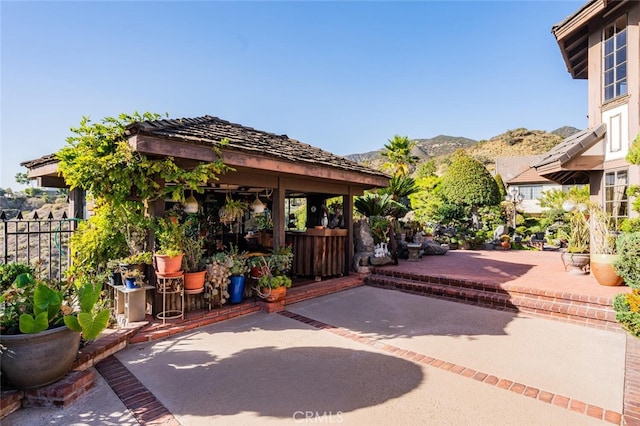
[552,0,628,79]
[20,116,390,192]
[533,123,606,184]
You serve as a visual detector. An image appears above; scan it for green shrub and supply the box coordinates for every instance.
[614,232,640,289]
[0,263,34,293]
[613,292,640,339]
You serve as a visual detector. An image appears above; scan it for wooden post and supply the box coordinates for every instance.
[344,189,355,275]
[272,178,285,249]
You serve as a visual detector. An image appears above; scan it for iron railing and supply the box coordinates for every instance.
[1,210,79,280]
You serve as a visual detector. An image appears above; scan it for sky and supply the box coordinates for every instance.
[1,0,587,190]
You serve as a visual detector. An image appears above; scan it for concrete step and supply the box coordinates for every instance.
[365,269,620,332]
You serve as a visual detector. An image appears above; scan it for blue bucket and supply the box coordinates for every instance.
[229,275,245,304]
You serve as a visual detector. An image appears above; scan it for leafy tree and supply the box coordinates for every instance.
[493,174,507,199]
[408,175,444,226]
[354,193,407,218]
[379,175,418,210]
[415,159,437,178]
[441,150,501,228]
[56,112,231,207]
[15,172,31,187]
[380,135,419,177]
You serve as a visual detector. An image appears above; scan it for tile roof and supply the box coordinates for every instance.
[127,115,389,179]
[533,123,606,169]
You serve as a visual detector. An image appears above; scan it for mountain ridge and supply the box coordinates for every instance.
[345,126,581,172]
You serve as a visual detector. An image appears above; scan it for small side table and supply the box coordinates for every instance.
[156,273,185,324]
[407,243,422,261]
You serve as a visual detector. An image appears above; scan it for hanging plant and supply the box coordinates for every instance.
[219,195,247,224]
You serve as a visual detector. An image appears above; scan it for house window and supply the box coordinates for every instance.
[518,185,543,200]
[603,15,627,102]
[604,169,628,229]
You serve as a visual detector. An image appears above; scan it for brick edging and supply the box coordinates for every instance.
[96,356,180,426]
[623,335,640,425]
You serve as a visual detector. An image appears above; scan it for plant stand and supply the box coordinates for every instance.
[107,282,154,325]
[156,273,184,324]
[407,243,422,261]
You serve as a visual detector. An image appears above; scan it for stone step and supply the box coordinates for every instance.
[365,270,621,332]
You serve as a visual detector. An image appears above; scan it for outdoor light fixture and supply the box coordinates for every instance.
[251,193,266,213]
[505,186,524,231]
[184,191,199,214]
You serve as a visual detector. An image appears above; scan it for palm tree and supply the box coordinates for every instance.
[380,135,419,177]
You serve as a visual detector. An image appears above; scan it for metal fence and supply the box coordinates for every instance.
[1,210,79,280]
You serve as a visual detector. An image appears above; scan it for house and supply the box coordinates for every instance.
[496,156,562,214]
[534,0,639,228]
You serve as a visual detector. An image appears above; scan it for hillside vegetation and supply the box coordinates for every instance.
[346,126,580,174]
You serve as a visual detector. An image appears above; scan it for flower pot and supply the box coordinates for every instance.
[125,278,139,289]
[501,241,511,249]
[229,275,245,304]
[561,252,590,275]
[250,265,270,279]
[590,254,624,286]
[184,270,206,293]
[0,326,81,389]
[260,286,287,302]
[154,254,184,275]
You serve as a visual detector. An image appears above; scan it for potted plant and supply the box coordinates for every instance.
[560,206,590,275]
[226,244,249,304]
[0,271,110,389]
[499,234,511,249]
[219,195,247,225]
[204,253,232,307]
[182,236,206,293]
[257,246,293,302]
[613,232,640,339]
[589,206,624,286]
[122,268,144,289]
[154,217,187,275]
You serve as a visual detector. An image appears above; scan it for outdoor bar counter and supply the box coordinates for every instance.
[285,228,347,279]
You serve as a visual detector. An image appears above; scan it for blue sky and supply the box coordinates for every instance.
[1,0,586,189]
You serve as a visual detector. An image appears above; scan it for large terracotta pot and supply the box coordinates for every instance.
[154,254,184,275]
[0,326,81,389]
[184,270,206,293]
[590,254,624,286]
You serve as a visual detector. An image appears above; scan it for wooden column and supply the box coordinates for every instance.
[68,188,85,219]
[344,188,355,275]
[272,178,286,249]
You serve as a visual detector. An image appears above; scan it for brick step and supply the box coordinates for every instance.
[365,272,620,331]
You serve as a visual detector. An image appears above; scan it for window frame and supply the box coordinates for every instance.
[602,15,628,103]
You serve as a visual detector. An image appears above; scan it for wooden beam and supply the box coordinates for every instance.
[131,135,389,188]
[37,176,68,188]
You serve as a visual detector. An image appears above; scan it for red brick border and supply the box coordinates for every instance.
[280,310,624,425]
[96,356,181,426]
[624,335,640,425]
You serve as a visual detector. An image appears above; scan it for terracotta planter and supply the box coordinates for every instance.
[154,254,184,275]
[260,286,287,302]
[0,326,81,389]
[501,241,511,249]
[590,254,624,286]
[184,270,206,292]
[250,265,270,279]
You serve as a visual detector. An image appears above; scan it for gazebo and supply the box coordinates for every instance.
[21,115,389,279]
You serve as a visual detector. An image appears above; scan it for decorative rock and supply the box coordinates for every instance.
[354,220,375,253]
[370,255,393,266]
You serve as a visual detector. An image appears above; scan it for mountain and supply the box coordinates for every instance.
[345,126,581,173]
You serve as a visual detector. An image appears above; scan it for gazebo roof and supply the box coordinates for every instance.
[21,115,390,190]
[127,115,387,179]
